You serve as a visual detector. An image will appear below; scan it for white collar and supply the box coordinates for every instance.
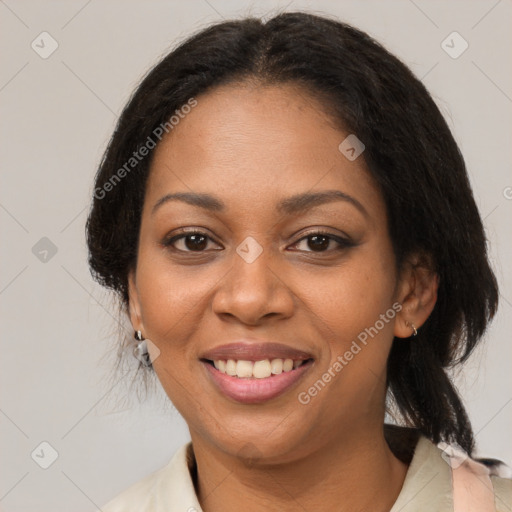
[102,435,511,511]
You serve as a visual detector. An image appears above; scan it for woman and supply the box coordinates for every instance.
[87,11,511,511]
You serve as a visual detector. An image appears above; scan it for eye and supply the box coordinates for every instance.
[162,229,353,254]
[290,230,353,253]
[162,230,220,252]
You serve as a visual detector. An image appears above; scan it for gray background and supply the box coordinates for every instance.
[1,0,511,510]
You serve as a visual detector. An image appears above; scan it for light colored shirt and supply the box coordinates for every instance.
[101,435,512,511]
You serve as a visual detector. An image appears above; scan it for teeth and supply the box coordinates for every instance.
[283,359,293,372]
[212,358,307,378]
[226,359,237,376]
[253,360,272,378]
[236,360,253,378]
[270,358,283,375]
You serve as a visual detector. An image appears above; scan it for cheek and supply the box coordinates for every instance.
[134,251,213,412]
[305,245,396,344]
[134,248,211,353]
[307,243,398,405]
[291,257,397,426]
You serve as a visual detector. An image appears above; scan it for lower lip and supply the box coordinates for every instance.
[201,360,314,404]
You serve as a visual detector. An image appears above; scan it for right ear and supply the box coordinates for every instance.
[128,270,143,333]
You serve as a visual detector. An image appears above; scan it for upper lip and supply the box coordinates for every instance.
[200,341,314,362]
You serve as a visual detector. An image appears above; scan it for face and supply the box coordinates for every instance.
[129,82,409,463]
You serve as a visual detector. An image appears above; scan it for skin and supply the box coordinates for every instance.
[128,81,439,512]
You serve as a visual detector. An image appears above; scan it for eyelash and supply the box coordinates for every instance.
[162,229,354,254]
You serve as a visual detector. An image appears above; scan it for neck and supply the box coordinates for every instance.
[191,425,409,512]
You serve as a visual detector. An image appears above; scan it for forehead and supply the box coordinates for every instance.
[145,82,384,220]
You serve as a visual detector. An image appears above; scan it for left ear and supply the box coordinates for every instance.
[393,252,439,339]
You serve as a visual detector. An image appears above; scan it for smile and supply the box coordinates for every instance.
[201,357,314,404]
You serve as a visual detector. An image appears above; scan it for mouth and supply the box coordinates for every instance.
[199,340,314,404]
[199,341,315,404]
[202,357,313,378]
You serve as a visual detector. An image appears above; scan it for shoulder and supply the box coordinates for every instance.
[101,466,161,512]
[490,473,512,512]
[389,429,512,512]
[449,446,512,511]
[101,442,202,512]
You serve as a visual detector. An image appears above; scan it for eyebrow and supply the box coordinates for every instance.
[152,190,368,217]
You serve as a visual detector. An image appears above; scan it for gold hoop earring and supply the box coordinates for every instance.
[406,321,418,337]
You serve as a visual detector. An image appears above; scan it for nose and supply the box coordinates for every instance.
[211,242,295,326]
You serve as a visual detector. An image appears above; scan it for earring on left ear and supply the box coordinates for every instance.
[406,321,418,337]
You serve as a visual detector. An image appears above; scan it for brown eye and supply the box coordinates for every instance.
[291,231,353,253]
[306,234,331,252]
[163,231,218,252]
